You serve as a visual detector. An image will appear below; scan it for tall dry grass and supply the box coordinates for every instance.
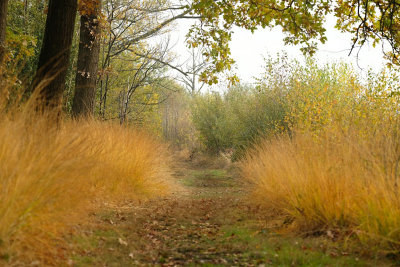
[240,58,400,252]
[0,111,173,263]
[241,125,400,252]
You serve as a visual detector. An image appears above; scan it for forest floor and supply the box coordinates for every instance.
[69,157,393,266]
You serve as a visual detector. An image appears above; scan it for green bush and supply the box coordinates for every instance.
[192,83,288,159]
[192,92,233,154]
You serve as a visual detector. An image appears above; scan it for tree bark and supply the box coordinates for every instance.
[32,0,78,111]
[0,0,8,63]
[72,2,101,118]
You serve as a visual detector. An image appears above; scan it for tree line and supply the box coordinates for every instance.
[0,0,399,121]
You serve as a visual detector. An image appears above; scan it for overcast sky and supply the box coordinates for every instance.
[168,16,387,86]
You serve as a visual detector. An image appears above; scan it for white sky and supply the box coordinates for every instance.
[168,16,387,86]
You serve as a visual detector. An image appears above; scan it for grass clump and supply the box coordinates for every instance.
[0,112,173,264]
[241,128,400,253]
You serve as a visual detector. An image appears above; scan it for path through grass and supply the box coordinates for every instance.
[70,159,391,266]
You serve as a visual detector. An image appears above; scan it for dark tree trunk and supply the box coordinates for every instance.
[72,2,101,118]
[0,0,8,63]
[101,73,109,118]
[32,0,78,110]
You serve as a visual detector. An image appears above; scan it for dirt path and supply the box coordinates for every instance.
[70,160,388,266]
[124,162,253,266]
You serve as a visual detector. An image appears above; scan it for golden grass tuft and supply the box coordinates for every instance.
[0,112,173,264]
[241,128,400,252]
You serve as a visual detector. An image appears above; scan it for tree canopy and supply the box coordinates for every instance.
[187,0,400,84]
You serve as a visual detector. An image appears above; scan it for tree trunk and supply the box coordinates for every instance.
[32,0,78,111]
[101,74,109,118]
[72,2,101,118]
[0,0,8,63]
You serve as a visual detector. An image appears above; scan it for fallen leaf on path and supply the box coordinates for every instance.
[330,251,339,257]
[118,238,128,246]
[327,230,334,239]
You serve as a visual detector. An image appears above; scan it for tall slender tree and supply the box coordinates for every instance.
[72,0,101,117]
[32,0,78,110]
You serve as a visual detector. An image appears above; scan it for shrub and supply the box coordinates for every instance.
[191,55,366,160]
[192,92,233,154]
[191,84,288,158]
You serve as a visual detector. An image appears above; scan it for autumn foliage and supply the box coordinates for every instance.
[240,56,400,252]
[0,108,173,263]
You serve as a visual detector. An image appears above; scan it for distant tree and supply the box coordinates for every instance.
[97,0,192,119]
[178,46,207,96]
[32,0,78,111]
[116,43,175,124]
